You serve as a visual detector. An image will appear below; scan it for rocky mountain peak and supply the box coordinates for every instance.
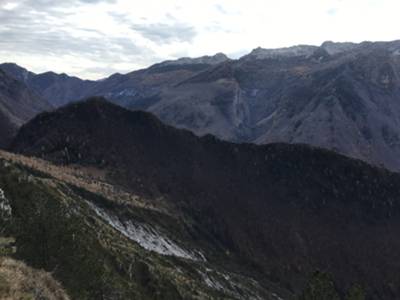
[154,52,230,68]
[320,41,359,55]
[244,45,319,60]
[0,63,35,83]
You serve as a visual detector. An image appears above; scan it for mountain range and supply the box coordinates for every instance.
[1,40,400,171]
[4,97,400,299]
[1,40,400,299]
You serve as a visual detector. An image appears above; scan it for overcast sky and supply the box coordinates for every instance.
[1,0,399,79]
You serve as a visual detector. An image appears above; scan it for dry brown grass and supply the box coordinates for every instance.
[0,257,70,300]
[0,150,172,215]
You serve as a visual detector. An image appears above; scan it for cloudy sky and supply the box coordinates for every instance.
[1,0,399,79]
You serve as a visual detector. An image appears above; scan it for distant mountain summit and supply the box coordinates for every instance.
[243,41,361,60]
[244,45,319,59]
[0,63,35,83]
[133,40,400,171]
[2,40,400,170]
[243,40,400,59]
[153,52,230,68]
[0,63,96,107]
[0,69,50,147]
[320,41,359,55]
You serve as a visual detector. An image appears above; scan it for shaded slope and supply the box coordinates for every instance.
[0,69,51,147]
[0,53,227,109]
[0,150,280,300]
[0,63,96,108]
[0,63,35,83]
[10,98,400,299]
[84,54,229,110]
[0,110,18,149]
[151,40,400,171]
[29,72,96,107]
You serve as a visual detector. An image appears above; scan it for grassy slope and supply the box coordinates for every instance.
[0,151,282,300]
[0,257,70,300]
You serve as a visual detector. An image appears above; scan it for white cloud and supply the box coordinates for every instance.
[0,0,399,79]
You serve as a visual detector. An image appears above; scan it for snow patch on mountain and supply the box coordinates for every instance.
[200,270,225,291]
[197,268,271,300]
[87,201,201,260]
[106,88,138,98]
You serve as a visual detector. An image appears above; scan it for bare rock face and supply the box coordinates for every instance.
[242,45,319,60]
[28,40,399,171]
[153,52,230,67]
[126,40,400,171]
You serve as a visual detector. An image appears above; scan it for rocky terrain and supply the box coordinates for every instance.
[2,40,400,171]
[145,40,400,171]
[8,98,400,299]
